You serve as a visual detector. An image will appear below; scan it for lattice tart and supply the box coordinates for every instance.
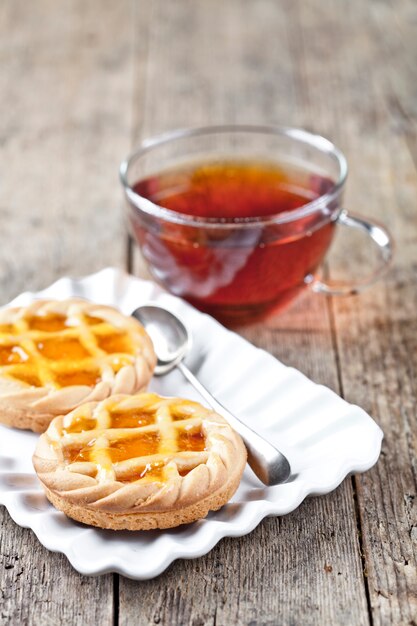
[33,392,247,530]
[0,299,156,432]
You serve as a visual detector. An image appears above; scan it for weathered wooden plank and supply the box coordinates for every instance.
[293,1,417,624]
[0,517,111,626]
[3,0,414,624]
[0,0,134,302]
[338,269,417,626]
[0,1,140,623]
[120,489,365,626]
[125,1,369,624]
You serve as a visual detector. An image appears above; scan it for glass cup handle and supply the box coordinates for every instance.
[308,209,394,296]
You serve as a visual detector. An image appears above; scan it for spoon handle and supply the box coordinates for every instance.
[177,361,291,486]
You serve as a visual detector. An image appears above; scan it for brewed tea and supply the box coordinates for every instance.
[131,160,336,324]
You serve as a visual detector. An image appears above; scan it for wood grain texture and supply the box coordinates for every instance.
[0,0,134,302]
[275,1,417,624]
[0,1,138,624]
[127,1,369,625]
[315,2,417,623]
[0,515,112,626]
[120,489,366,626]
[1,0,415,625]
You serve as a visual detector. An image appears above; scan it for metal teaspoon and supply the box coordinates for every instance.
[132,304,291,486]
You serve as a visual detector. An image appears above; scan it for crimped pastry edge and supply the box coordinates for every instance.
[42,459,244,530]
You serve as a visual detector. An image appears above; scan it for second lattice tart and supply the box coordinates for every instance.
[33,392,247,530]
[0,299,156,432]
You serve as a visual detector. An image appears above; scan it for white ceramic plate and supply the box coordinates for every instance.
[0,268,383,579]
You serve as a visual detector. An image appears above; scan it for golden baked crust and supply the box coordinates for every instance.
[0,299,156,432]
[33,393,247,530]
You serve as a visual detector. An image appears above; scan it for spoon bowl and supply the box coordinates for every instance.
[133,305,189,375]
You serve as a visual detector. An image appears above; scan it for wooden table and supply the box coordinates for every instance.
[1,1,416,624]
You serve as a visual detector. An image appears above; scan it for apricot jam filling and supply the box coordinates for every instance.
[62,416,97,435]
[178,428,206,451]
[62,444,166,483]
[11,371,42,387]
[54,369,101,388]
[178,468,192,477]
[63,441,96,464]
[118,463,165,483]
[0,345,29,365]
[171,405,197,421]
[37,337,90,360]
[109,410,155,429]
[61,432,162,465]
[96,332,133,354]
[27,313,69,332]
[0,324,15,334]
[108,433,161,463]
[83,315,103,326]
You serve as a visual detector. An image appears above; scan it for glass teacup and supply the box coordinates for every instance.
[120,125,392,325]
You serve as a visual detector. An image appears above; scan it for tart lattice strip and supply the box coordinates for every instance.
[57,416,204,444]
[66,450,210,475]
[111,394,212,416]
[113,451,210,478]
[64,451,210,482]
[0,351,134,380]
[0,321,113,344]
